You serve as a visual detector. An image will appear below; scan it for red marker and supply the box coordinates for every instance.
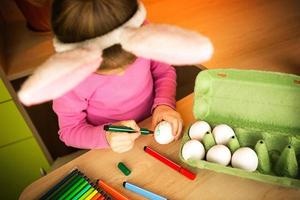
[143,146,196,180]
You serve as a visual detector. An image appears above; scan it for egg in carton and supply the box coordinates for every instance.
[179,69,300,188]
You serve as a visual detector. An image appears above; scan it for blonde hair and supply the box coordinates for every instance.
[51,0,138,69]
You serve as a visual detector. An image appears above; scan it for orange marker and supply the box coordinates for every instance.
[98,196,105,200]
[97,180,129,200]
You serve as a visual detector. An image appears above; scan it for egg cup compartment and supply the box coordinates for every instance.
[180,126,300,188]
[180,69,300,188]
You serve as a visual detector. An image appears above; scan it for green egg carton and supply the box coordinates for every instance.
[179,69,300,188]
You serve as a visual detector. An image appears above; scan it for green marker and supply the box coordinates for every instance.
[60,177,89,200]
[227,136,240,153]
[78,186,96,200]
[254,140,271,174]
[40,169,78,200]
[54,176,85,199]
[202,131,215,151]
[47,172,82,200]
[104,124,153,135]
[72,182,92,200]
[118,162,131,176]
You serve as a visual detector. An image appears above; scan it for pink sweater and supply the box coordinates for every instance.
[52,57,176,149]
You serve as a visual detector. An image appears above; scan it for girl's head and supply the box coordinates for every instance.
[19,0,213,106]
[51,0,138,72]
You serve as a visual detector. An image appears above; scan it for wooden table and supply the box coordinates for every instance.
[20,94,300,200]
[20,0,300,199]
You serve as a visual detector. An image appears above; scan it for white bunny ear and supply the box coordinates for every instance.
[18,47,102,106]
[121,24,213,65]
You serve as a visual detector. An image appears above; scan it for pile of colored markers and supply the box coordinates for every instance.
[39,145,195,200]
[39,169,113,200]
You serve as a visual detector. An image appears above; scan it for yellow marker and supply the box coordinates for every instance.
[79,187,94,200]
[84,189,99,200]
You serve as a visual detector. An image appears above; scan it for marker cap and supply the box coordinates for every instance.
[118,162,131,176]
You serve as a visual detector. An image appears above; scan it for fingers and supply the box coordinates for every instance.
[110,132,139,142]
[154,115,183,141]
[151,114,161,130]
[108,132,139,153]
[107,120,142,153]
[167,117,183,140]
[111,142,134,153]
[110,139,134,153]
[152,105,184,141]
[175,119,183,140]
[129,132,140,141]
[169,118,178,137]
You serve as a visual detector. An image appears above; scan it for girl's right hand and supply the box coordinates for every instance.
[105,120,141,153]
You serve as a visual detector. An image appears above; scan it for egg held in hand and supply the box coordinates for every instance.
[181,139,205,161]
[206,144,231,166]
[188,120,211,140]
[154,121,175,144]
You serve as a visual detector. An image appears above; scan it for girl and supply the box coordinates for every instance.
[18,0,213,153]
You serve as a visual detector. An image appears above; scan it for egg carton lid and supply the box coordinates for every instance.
[193,69,300,136]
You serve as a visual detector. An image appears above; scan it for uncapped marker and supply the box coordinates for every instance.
[104,124,153,135]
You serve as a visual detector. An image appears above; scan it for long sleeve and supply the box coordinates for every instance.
[52,90,110,149]
[150,60,177,112]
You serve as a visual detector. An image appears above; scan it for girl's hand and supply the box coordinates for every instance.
[105,120,141,153]
[152,105,183,140]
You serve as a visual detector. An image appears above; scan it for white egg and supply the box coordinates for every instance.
[212,124,235,145]
[188,121,211,141]
[231,147,258,172]
[154,121,175,144]
[181,140,205,161]
[206,145,231,166]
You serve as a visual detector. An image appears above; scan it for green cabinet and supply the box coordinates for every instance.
[0,78,50,199]
[0,79,11,102]
[0,137,50,200]
[0,101,32,147]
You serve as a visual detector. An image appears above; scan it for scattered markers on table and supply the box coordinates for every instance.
[144,146,196,180]
[39,169,115,200]
[38,147,191,200]
[123,181,168,200]
[97,180,130,200]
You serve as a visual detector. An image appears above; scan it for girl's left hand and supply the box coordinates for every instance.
[152,105,183,140]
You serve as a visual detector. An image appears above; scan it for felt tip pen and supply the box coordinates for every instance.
[123,182,167,200]
[39,169,79,200]
[97,180,129,200]
[104,124,153,135]
[144,146,196,180]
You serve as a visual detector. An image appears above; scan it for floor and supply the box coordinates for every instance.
[50,65,202,171]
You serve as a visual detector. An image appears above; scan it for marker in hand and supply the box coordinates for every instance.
[104,124,153,135]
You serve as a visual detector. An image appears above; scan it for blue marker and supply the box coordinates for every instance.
[123,182,167,200]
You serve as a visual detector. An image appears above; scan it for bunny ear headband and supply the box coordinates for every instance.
[18,1,213,106]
